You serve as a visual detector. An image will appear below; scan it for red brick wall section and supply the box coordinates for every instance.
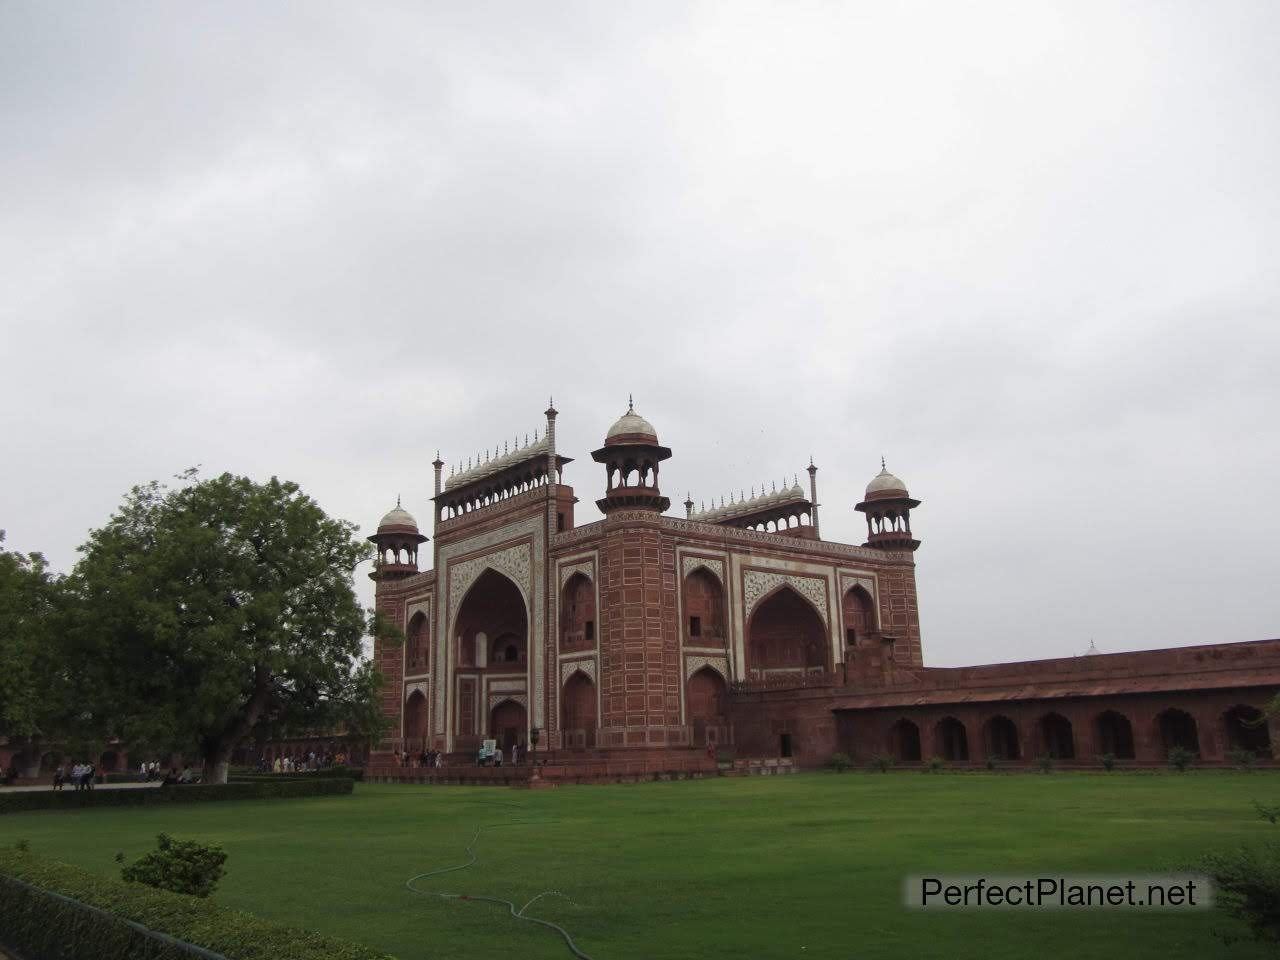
[598,522,683,747]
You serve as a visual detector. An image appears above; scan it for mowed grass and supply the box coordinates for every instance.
[1,772,1276,960]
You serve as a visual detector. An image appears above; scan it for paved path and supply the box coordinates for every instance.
[0,781,162,793]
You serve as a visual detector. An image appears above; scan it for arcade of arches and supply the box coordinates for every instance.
[840,701,1276,766]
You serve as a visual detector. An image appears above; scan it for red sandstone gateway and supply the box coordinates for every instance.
[362,400,1276,782]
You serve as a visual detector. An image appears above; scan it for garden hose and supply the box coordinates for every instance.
[404,807,596,960]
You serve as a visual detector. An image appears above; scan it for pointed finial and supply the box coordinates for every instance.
[751,485,755,497]
[504,440,509,455]
[628,393,634,413]
[396,494,401,508]
[772,480,777,492]
[700,500,705,512]
[881,455,886,470]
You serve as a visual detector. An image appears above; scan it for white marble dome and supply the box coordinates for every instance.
[605,404,658,442]
[866,466,907,496]
[377,504,419,530]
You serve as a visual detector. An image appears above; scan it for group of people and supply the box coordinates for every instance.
[395,748,445,769]
[255,749,349,774]
[478,742,522,767]
[52,762,98,790]
[137,759,167,781]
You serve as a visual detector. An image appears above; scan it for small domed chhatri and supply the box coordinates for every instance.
[377,501,420,533]
[604,396,659,446]
[367,496,428,581]
[864,458,908,499]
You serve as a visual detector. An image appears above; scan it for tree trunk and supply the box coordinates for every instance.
[200,664,272,785]
[202,756,231,785]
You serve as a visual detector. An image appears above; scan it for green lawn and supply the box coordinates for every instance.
[0,772,1275,960]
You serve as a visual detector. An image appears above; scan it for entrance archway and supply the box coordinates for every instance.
[455,569,527,670]
[1224,705,1271,757]
[687,666,729,745]
[405,690,428,746]
[1157,708,1200,756]
[889,718,922,761]
[490,699,527,752]
[747,586,827,676]
[935,717,969,761]
[1038,713,1075,759]
[984,715,1020,760]
[1095,711,1135,759]
[561,672,597,749]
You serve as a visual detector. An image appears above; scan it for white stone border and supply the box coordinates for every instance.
[560,658,597,685]
[743,569,829,626]
[685,655,729,682]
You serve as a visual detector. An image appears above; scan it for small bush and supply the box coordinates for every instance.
[928,756,944,774]
[1255,801,1280,826]
[1228,749,1257,771]
[14,839,29,853]
[870,754,894,773]
[1036,755,1054,774]
[828,752,851,773]
[121,834,226,898]
[1197,841,1280,944]
[985,754,999,771]
[1097,753,1116,772]
[1169,746,1195,772]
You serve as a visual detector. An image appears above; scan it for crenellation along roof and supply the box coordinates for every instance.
[690,480,808,523]
[444,434,554,492]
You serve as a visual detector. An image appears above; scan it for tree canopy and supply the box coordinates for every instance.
[66,471,389,782]
[0,532,70,762]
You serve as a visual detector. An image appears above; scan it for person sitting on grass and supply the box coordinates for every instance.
[162,768,179,786]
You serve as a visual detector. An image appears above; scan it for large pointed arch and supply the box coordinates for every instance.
[746,584,829,676]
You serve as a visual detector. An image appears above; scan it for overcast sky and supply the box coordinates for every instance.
[2,1,1277,667]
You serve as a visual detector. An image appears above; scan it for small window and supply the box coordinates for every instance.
[780,733,793,758]
[846,628,857,646]
[585,620,594,641]
[505,645,518,662]
[690,616,702,637]
[556,512,565,532]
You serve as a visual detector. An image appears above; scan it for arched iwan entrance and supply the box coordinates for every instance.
[561,671,597,749]
[686,666,730,746]
[453,568,528,749]
[747,586,827,679]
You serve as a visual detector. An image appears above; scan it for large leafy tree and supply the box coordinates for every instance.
[0,532,71,772]
[70,472,387,783]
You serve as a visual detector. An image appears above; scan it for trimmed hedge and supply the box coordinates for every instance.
[0,778,353,815]
[0,847,394,960]
[230,766,364,783]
